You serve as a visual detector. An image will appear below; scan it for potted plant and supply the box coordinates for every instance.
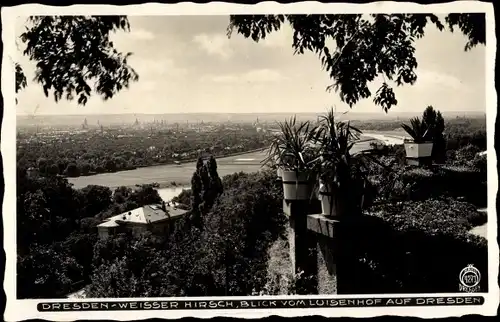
[263,116,320,200]
[273,154,284,179]
[401,117,434,159]
[314,109,377,217]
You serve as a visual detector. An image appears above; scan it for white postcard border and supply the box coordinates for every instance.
[2,1,498,320]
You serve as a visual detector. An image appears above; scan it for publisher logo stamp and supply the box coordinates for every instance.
[459,264,481,292]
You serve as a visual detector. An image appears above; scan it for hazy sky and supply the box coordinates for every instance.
[15,15,486,116]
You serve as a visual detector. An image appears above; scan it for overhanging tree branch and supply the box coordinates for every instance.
[228,13,486,112]
[16,15,139,106]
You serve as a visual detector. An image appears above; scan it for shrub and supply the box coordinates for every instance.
[129,184,163,206]
[399,167,443,201]
[466,209,488,227]
[370,161,487,207]
[171,189,192,208]
[256,237,294,295]
[340,199,488,294]
[79,217,100,234]
[439,165,487,207]
[369,142,406,165]
[17,243,84,298]
[256,236,315,296]
[371,198,482,233]
[200,169,287,295]
[472,153,487,174]
[86,169,287,298]
[451,144,482,165]
[65,163,80,177]
[445,130,486,152]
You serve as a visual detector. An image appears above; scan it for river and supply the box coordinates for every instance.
[157,186,190,202]
[68,132,406,200]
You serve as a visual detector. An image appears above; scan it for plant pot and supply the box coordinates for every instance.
[277,167,283,179]
[318,180,346,217]
[404,142,433,158]
[318,179,367,217]
[282,170,316,200]
[318,180,334,217]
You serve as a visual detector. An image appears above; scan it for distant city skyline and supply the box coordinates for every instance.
[15,15,486,116]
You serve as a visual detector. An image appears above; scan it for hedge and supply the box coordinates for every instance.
[338,198,488,294]
[374,164,487,207]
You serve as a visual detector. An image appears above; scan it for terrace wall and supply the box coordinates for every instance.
[285,199,489,294]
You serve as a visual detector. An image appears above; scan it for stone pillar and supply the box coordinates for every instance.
[283,199,320,294]
[306,214,340,294]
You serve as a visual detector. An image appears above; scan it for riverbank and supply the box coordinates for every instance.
[63,147,267,181]
[68,149,270,189]
[68,133,394,190]
[362,131,407,145]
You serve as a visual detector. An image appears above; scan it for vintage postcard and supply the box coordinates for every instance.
[1,1,498,320]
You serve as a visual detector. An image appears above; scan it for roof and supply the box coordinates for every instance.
[97,203,188,228]
[98,220,120,228]
[165,204,188,219]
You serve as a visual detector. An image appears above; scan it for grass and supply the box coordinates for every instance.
[257,236,295,296]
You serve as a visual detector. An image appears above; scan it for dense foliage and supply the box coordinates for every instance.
[370,162,487,207]
[258,127,488,295]
[189,156,224,229]
[85,169,287,297]
[17,16,138,105]
[17,126,268,178]
[16,169,162,299]
[444,118,487,151]
[171,188,192,208]
[13,12,489,298]
[367,112,487,205]
[320,120,488,294]
[16,111,488,298]
[341,198,488,294]
[358,116,486,153]
[422,106,446,162]
[17,155,288,298]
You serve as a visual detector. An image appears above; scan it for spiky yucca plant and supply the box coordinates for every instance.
[313,108,383,215]
[401,117,433,143]
[263,116,320,172]
[314,109,361,184]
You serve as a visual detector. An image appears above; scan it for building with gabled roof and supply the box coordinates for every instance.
[97,202,188,239]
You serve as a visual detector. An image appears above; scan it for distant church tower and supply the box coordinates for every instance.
[82,118,88,129]
[134,118,140,126]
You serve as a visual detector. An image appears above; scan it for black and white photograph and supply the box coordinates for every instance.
[2,1,498,320]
